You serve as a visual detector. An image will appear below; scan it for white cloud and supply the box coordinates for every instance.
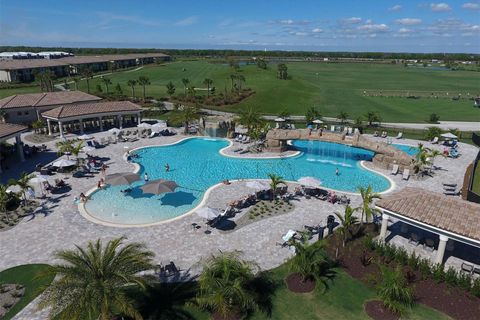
[398,28,414,33]
[430,3,452,12]
[462,2,480,10]
[295,32,308,36]
[312,28,323,33]
[342,17,362,24]
[396,18,422,25]
[174,16,198,26]
[365,19,373,24]
[274,19,311,25]
[357,23,389,32]
[388,4,402,11]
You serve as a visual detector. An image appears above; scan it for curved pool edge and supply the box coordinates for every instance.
[359,161,396,194]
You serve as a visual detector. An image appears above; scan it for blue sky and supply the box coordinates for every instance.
[1,0,479,53]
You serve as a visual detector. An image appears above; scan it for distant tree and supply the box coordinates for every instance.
[236,75,245,90]
[72,77,80,91]
[176,105,200,134]
[101,77,112,94]
[138,76,151,101]
[166,81,176,96]
[305,107,321,124]
[429,113,440,124]
[114,83,123,95]
[256,58,267,69]
[203,78,213,97]
[127,79,137,98]
[277,63,288,80]
[230,74,237,91]
[181,78,190,95]
[337,111,349,124]
[364,111,381,127]
[188,86,196,98]
[279,109,290,120]
[80,68,93,93]
[95,84,103,93]
[424,126,442,141]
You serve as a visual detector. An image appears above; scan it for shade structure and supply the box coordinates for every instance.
[137,122,152,129]
[196,206,220,220]
[140,179,178,195]
[78,134,93,140]
[105,172,140,186]
[298,176,322,187]
[312,119,323,124]
[440,132,458,139]
[51,159,76,168]
[274,117,286,122]
[246,180,270,190]
[108,128,121,134]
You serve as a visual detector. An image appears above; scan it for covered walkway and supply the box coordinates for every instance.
[376,187,480,265]
[0,123,28,173]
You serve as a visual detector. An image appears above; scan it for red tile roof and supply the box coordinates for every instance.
[376,187,480,242]
[0,123,28,140]
[42,101,142,120]
[0,91,101,110]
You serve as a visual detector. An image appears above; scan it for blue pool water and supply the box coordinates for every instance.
[392,144,418,156]
[85,138,391,225]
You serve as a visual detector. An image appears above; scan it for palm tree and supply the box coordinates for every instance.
[70,141,84,164]
[138,76,150,101]
[237,107,264,134]
[427,149,445,169]
[187,86,196,98]
[8,172,33,206]
[181,78,190,95]
[127,79,137,99]
[236,75,245,90]
[230,74,237,91]
[56,139,76,159]
[72,77,80,91]
[101,77,112,94]
[364,111,381,127]
[176,105,200,134]
[288,241,335,287]
[0,184,9,213]
[267,173,285,200]
[376,265,415,315]
[305,106,321,124]
[412,143,432,175]
[334,205,359,247]
[38,237,154,320]
[277,63,288,79]
[203,78,213,97]
[195,251,258,319]
[357,185,381,225]
[166,81,176,97]
[337,111,349,124]
[80,68,93,93]
[31,120,45,134]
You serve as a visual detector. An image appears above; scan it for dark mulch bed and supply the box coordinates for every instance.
[212,310,243,320]
[285,273,316,293]
[324,224,480,320]
[364,300,399,320]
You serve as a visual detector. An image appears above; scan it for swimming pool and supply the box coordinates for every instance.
[392,144,418,156]
[84,138,392,225]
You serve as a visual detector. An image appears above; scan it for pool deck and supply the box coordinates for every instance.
[2,131,479,320]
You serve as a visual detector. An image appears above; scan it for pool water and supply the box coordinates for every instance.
[85,138,391,225]
[392,144,418,156]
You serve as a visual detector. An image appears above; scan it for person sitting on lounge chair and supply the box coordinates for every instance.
[55,178,66,187]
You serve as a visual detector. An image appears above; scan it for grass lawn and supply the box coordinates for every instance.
[472,160,480,195]
[0,85,43,99]
[0,264,54,320]
[71,60,480,123]
[134,264,449,320]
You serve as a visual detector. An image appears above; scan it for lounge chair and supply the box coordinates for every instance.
[291,124,296,129]
[431,137,439,144]
[149,131,157,138]
[461,262,474,275]
[381,131,388,138]
[373,131,379,137]
[395,132,403,139]
[402,169,410,181]
[235,135,243,142]
[424,238,435,252]
[408,233,422,246]
[444,190,458,196]
[390,164,399,175]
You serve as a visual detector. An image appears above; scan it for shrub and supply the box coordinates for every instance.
[376,265,415,315]
[431,264,445,283]
[458,273,473,291]
[424,126,442,141]
[418,258,431,278]
[384,244,397,263]
[428,113,440,124]
[407,252,420,269]
[444,267,458,286]
[394,247,409,265]
[360,250,373,267]
[470,278,480,297]
[363,234,375,251]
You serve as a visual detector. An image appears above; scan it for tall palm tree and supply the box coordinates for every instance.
[203,78,213,97]
[8,172,33,206]
[101,77,112,94]
[288,241,335,287]
[337,111,349,124]
[267,173,285,200]
[127,79,137,99]
[80,68,93,93]
[56,139,76,159]
[176,105,200,134]
[305,107,321,124]
[364,111,381,127]
[38,237,154,320]
[138,76,150,101]
[181,78,190,95]
[357,185,381,225]
[412,143,433,175]
[237,107,264,134]
[195,251,258,319]
[334,205,359,247]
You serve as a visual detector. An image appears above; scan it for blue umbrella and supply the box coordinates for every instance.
[160,191,196,207]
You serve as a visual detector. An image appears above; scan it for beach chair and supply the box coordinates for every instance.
[461,262,474,275]
[235,134,242,142]
[431,136,439,144]
[390,164,399,175]
[408,233,422,246]
[291,124,296,129]
[149,131,157,138]
[442,183,457,187]
[373,131,379,137]
[402,169,410,181]
[395,132,403,139]
[424,238,435,252]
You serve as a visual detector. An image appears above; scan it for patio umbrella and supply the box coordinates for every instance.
[196,206,220,220]
[108,128,121,134]
[151,122,167,132]
[140,179,178,195]
[312,119,323,124]
[160,191,196,206]
[274,117,286,122]
[137,122,152,129]
[298,176,322,187]
[246,180,269,190]
[78,134,93,140]
[51,159,76,168]
[440,132,458,139]
[105,172,140,186]
[29,175,48,196]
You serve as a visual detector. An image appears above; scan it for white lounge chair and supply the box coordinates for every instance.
[402,169,410,180]
[149,131,157,139]
[330,125,335,131]
[431,136,439,144]
[391,164,399,175]
[291,124,296,129]
[395,132,403,139]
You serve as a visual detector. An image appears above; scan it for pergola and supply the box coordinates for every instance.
[376,187,480,265]
[0,123,28,173]
[42,101,142,138]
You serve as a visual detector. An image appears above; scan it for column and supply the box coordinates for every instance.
[47,119,52,136]
[15,135,25,162]
[137,113,141,125]
[79,119,84,134]
[99,117,103,131]
[379,213,390,241]
[118,115,123,129]
[434,235,449,265]
[59,121,64,138]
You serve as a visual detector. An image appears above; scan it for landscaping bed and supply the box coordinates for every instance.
[0,200,38,232]
[230,200,295,231]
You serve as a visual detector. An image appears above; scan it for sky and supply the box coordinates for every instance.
[0,0,479,53]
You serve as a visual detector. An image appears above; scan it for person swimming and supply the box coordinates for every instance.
[165,163,170,172]
[335,168,339,176]
[144,172,149,181]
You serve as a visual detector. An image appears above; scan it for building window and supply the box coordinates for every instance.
[17,111,22,116]
[24,111,29,115]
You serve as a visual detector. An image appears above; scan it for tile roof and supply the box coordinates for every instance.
[0,123,28,140]
[376,187,480,242]
[42,101,142,120]
[0,91,101,109]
